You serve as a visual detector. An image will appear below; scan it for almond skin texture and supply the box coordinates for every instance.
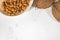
[35,0,54,9]
[52,2,60,22]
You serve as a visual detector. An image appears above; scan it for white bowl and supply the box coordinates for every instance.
[0,0,34,16]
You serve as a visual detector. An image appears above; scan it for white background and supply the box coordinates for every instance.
[0,7,60,40]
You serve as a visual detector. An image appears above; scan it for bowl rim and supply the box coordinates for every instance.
[26,0,34,10]
[21,0,34,14]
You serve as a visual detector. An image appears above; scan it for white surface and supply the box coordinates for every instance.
[0,7,60,40]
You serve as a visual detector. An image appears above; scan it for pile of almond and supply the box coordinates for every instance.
[2,0,30,16]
